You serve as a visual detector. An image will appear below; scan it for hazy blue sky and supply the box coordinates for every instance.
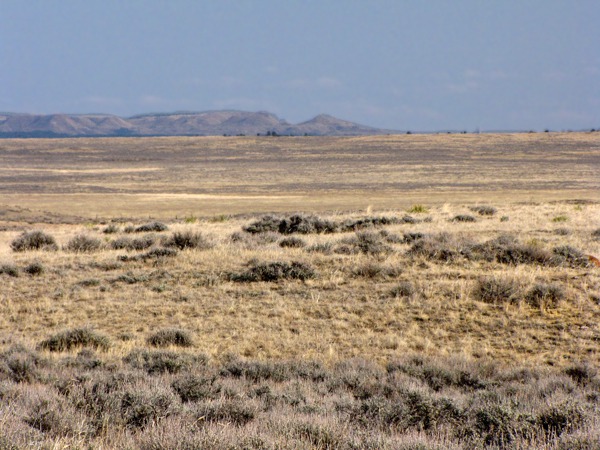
[2,1,599,131]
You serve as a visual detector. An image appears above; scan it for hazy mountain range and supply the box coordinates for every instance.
[0,111,396,138]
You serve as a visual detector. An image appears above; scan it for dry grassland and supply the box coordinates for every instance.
[0,132,599,219]
[1,203,599,366]
[0,133,599,448]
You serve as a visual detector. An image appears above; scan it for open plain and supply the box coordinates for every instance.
[0,133,599,448]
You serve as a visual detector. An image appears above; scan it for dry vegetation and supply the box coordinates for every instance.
[0,133,599,448]
[0,132,599,219]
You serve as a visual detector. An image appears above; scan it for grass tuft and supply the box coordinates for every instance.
[38,327,110,352]
[146,328,194,348]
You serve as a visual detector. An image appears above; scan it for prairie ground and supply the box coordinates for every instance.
[0,132,599,219]
[0,133,599,448]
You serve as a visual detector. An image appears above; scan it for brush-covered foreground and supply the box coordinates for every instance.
[1,348,599,449]
[1,202,599,448]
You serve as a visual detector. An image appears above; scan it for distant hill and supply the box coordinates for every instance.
[0,113,136,137]
[0,111,396,137]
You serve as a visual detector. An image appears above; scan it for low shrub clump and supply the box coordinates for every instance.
[407,204,428,213]
[524,282,566,308]
[123,349,204,374]
[492,240,552,265]
[10,231,58,252]
[121,387,178,428]
[141,247,179,260]
[230,260,317,282]
[24,261,45,276]
[172,374,221,402]
[146,328,194,348]
[338,215,409,231]
[0,264,19,277]
[193,400,256,426]
[338,231,391,255]
[451,214,477,223]
[407,233,472,262]
[473,276,519,304]
[38,328,110,352]
[64,234,103,252]
[244,214,337,235]
[163,230,212,250]
[470,205,497,216]
[390,281,416,298]
[110,235,156,251]
[134,222,169,233]
[244,214,412,235]
[102,223,119,234]
[551,245,590,268]
[279,236,307,248]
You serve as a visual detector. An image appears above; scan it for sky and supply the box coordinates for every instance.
[1,1,599,131]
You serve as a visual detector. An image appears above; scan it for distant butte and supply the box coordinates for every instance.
[0,111,397,138]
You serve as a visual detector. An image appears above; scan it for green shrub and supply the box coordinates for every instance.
[146,328,193,348]
[172,374,220,402]
[536,401,585,437]
[102,224,119,234]
[141,247,178,260]
[38,327,110,352]
[390,281,416,298]
[193,400,256,426]
[123,349,204,374]
[0,264,19,277]
[10,231,58,252]
[524,282,566,308]
[24,261,45,276]
[121,388,177,428]
[495,242,551,265]
[552,245,590,268]
[552,215,568,223]
[134,222,168,232]
[554,227,571,236]
[0,346,43,383]
[407,233,469,262]
[64,234,103,252]
[110,235,156,251]
[339,231,391,255]
[279,236,307,248]
[403,232,426,243]
[473,276,518,304]
[230,260,316,282]
[470,205,497,216]
[564,363,597,385]
[164,230,212,250]
[407,204,429,213]
[451,214,477,223]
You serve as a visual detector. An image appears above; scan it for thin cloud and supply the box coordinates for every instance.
[284,76,342,90]
[212,97,279,112]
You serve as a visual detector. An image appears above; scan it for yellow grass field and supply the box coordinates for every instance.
[1,132,599,220]
[1,132,599,367]
[1,133,600,448]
